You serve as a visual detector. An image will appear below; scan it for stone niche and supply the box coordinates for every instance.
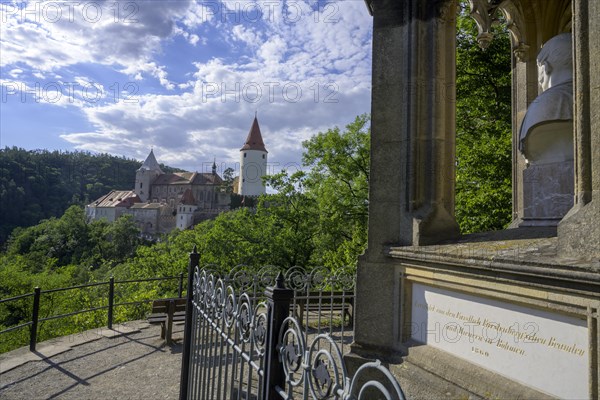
[349,0,600,399]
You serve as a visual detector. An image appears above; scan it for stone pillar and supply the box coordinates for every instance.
[558,0,600,258]
[367,0,459,255]
[352,0,459,358]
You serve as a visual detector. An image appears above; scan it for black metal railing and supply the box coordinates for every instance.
[0,292,35,336]
[0,272,186,352]
[188,264,356,354]
[179,254,403,400]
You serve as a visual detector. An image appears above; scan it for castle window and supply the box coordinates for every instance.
[244,153,247,158]
[140,182,143,189]
[262,154,265,159]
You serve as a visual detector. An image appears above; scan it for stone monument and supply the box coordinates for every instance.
[520,33,574,225]
[349,1,600,399]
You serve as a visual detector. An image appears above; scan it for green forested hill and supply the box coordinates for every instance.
[0,147,144,244]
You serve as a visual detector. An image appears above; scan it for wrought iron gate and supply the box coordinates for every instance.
[186,270,267,399]
[179,248,405,400]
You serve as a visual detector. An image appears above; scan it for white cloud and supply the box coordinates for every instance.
[188,34,200,46]
[7,0,373,173]
[8,68,23,78]
[257,35,286,64]
[0,0,205,85]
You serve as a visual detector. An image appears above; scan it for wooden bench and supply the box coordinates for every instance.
[292,292,354,328]
[147,298,187,344]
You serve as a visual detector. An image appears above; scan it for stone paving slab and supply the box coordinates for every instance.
[0,321,183,400]
[1,320,483,400]
[0,323,142,374]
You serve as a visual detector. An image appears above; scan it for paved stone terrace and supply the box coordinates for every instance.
[0,320,479,400]
[0,321,184,400]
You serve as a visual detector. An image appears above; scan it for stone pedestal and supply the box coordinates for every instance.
[521,160,574,226]
[350,232,600,399]
[351,258,403,361]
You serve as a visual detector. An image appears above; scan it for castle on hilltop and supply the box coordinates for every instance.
[86,116,268,236]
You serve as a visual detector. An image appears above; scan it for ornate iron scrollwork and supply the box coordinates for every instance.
[252,304,268,354]
[224,286,236,328]
[347,360,407,400]
[312,359,333,397]
[238,293,253,342]
[188,267,401,400]
[307,334,346,399]
[278,317,306,389]
[276,316,405,400]
[285,266,310,291]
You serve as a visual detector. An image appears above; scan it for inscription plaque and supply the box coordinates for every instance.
[410,283,588,399]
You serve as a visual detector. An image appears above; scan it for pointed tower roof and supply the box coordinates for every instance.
[139,149,163,172]
[240,116,268,153]
[179,189,196,205]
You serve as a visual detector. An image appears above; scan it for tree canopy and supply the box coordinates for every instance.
[0,148,138,244]
[0,147,182,245]
[455,4,513,233]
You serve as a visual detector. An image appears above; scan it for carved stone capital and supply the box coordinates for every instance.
[468,0,500,49]
[468,0,529,62]
[513,43,530,62]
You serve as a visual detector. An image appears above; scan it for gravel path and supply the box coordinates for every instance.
[0,321,183,400]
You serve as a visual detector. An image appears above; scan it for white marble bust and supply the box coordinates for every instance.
[519,33,574,164]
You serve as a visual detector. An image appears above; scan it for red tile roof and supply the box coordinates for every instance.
[179,189,196,205]
[240,116,267,152]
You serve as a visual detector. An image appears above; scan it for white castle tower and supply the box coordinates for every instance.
[238,116,268,196]
[176,189,197,230]
[135,149,163,202]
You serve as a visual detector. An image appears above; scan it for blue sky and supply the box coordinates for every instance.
[1,0,373,174]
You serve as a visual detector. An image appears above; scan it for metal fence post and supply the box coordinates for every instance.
[179,245,200,400]
[30,287,41,352]
[178,272,184,298]
[108,277,114,329]
[262,272,294,400]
